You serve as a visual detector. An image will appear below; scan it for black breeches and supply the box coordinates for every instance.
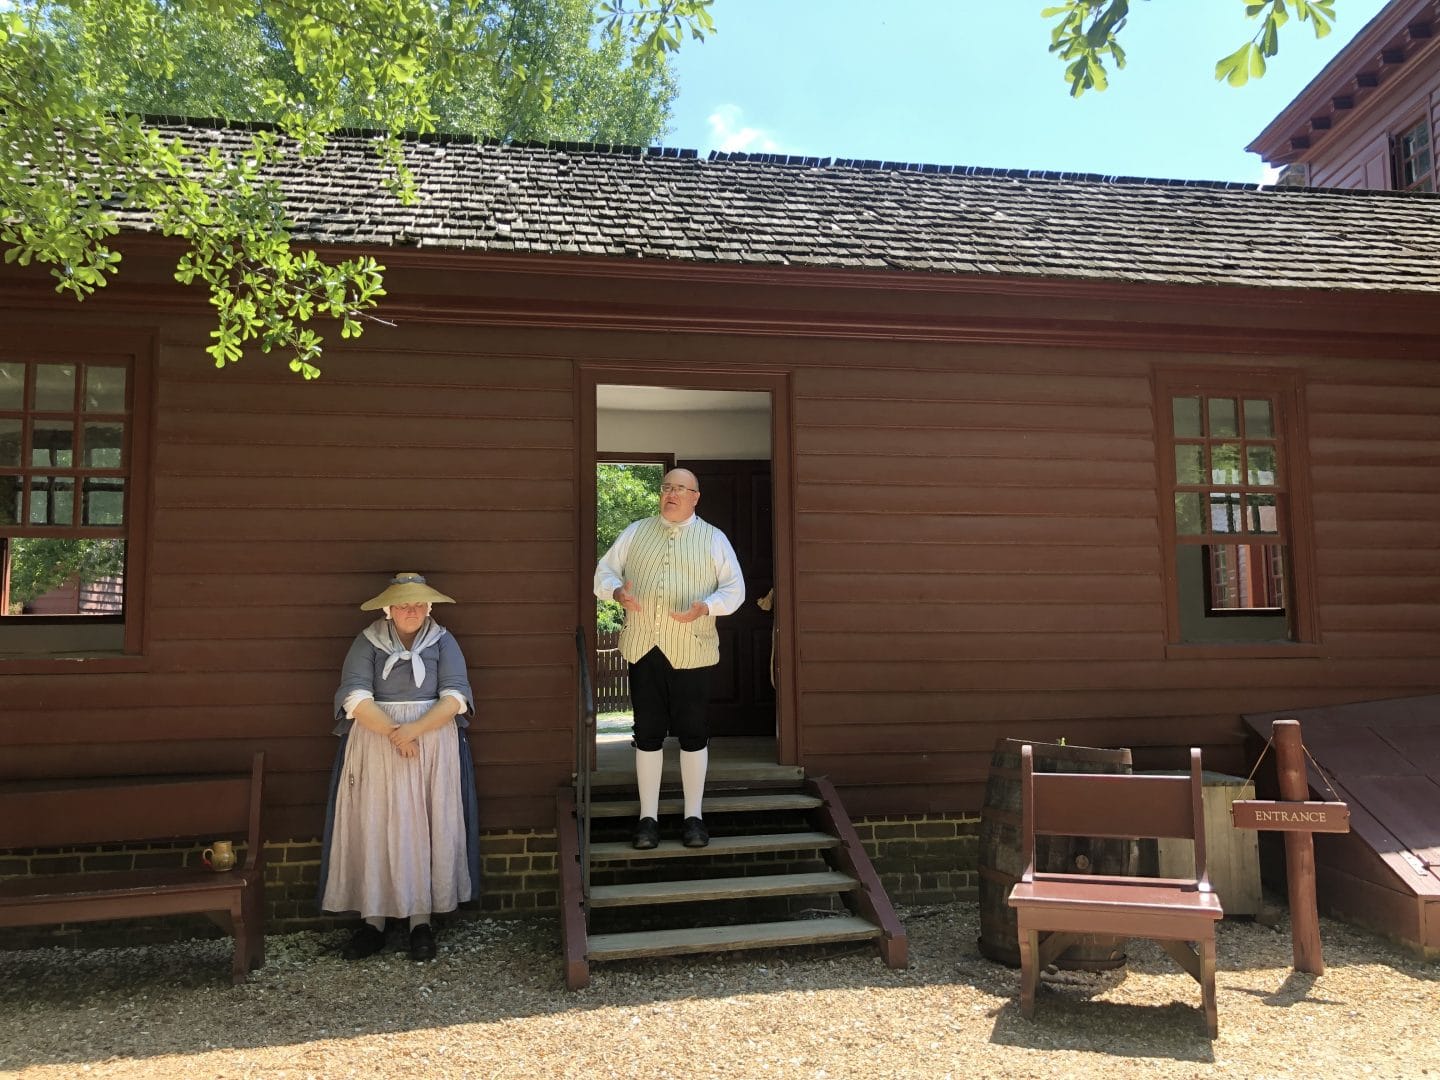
[629,647,711,752]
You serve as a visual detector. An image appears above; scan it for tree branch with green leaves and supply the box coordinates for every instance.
[0,0,714,378]
[1044,0,1338,97]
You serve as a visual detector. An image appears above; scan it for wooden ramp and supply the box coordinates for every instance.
[1244,694,1440,957]
[556,740,906,990]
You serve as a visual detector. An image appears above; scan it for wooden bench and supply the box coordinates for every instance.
[1008,744,1224,1037]
[0,752,266,984]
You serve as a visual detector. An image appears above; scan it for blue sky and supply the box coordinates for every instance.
[661,0,1391,182]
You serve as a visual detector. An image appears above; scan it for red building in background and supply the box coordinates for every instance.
[1251,0,1440,189]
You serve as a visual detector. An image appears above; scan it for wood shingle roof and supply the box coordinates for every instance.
[119,121,1440,293]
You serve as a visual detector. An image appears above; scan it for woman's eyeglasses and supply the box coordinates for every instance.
[660,483,697,495]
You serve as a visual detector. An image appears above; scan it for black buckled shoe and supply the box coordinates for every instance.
[681,816,709,848]
[341,923,385,960]
[632,816,660,850]
[409,923,437,962]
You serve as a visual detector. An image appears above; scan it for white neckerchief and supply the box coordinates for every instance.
[363,617,447,687]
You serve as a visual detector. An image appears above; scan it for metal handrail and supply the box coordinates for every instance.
[573,626,596,906]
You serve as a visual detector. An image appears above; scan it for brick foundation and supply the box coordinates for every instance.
[0,813,978,950]
[853,813,981,906]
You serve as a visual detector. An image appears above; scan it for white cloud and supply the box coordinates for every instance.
[706,104,784,154]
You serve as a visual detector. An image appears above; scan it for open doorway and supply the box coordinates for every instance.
[588,381,779,765]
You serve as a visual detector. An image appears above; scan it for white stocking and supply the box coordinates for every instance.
[635,748,663,820]
[680,746,708,819]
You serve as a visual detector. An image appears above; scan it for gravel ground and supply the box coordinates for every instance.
[1,901,1437,1079]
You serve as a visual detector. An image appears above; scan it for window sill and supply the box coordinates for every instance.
[1164,642,1323,661]
[0,654,148,674]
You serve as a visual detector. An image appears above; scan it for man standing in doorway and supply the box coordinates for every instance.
[594,467,745,849]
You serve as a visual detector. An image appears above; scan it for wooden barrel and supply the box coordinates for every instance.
[977,738,1137,970]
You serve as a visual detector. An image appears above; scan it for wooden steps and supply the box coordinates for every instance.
[590,870,859,908]
[590,831,839,862]
[588,915,881,960]
[589,761,805,789]
[587,793,823,818]
[556,774,908,990]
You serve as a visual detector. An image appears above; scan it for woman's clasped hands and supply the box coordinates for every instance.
[387,724,420,758]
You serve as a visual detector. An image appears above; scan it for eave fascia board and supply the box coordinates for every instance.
[1247,0,1440,164]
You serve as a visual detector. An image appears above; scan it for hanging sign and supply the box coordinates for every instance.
[1231,800,1350,833]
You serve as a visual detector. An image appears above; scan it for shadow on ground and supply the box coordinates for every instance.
[0,902,1434,1074]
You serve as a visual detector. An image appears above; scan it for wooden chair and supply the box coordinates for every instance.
[1008,744,1224,1037]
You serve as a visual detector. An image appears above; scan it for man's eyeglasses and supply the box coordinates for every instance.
[660,483,697,495]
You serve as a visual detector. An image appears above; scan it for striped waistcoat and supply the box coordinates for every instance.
[617,515,721,669]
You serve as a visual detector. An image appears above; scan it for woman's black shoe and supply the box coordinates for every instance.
[341,924,385,960]
[409,923,437,962]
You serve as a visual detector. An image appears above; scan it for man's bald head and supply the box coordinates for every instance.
[659,468,700,522]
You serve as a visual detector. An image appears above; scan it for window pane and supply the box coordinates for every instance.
[1174,444,1204,484]
[1243,399,1273,438]
[28,475,74,526]
[84,366,127,412]
[1247,494,1279,534]
[82,477,125,525]
[1211,443,1242,485]
[1247,445,1277,486]
[0,362,22,409]
[1209,492,1241,533]
[1207,543,1286,611]
[83,422,124,468]
[32,364,75,411]
[1208,397,1238,437]
[31,419,73,467]
[4,537,125,615]
[0,419,19,467]
[1172,397,1202,437]
[1175,492,1204,535]
[0,474,18,525]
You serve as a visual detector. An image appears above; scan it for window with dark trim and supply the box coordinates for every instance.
[0,341,147,659]
[1392,116,1434,192]
[1157,370,1314,647]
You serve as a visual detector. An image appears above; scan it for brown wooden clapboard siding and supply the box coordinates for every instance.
[1309,371,1440,658]
[1314,466,1440,494]
[150,539,574,573]
[788,344,1440,814]
[803,631,1161,663]
[798,572,1157,606]
[147,573,574,609]
[800,658,1440,695]
[5,697,568,744]
[790,353,1172,809]
[6,247,1440,848]
[2,320,579,834]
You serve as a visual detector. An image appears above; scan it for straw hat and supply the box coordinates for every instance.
[360,572,456,611]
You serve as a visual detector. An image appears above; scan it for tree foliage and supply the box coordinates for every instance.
[0,0,713,378]
[6,537,125,608]
[595,462,662,633]
[1044,0,1338,97]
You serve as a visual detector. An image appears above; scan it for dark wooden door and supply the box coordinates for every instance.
[678,458,775,738]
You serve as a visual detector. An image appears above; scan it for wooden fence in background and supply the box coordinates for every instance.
[594,629,631,713]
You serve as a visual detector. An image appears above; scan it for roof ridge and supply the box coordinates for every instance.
[135,116,1440,197]
[137,115,705,157]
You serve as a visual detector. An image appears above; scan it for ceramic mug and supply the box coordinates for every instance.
[202,840,237,872]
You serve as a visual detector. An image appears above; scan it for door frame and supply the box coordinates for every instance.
[578,365,798,767]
